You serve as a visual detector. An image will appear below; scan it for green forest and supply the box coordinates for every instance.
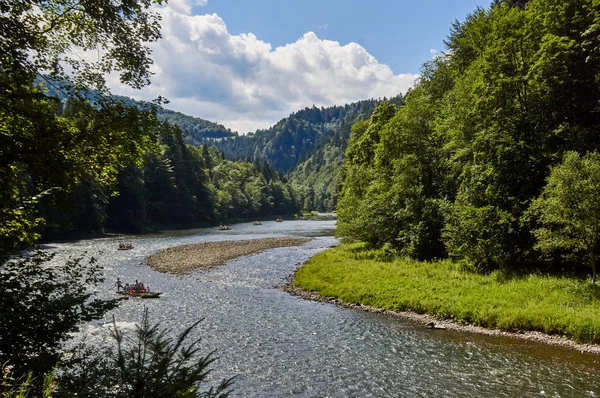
[39,131,300,239]
[337,0,600,277]
[10,84,299,241]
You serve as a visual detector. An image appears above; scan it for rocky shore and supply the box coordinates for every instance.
[148,237,312,274]
[280,281,600,355]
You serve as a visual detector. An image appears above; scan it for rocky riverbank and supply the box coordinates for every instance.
[148,237,312,274]
[280,282,600,355]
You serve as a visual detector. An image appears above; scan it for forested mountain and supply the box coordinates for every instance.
[27,84,287,237]
[156,108,236,144]
[39,81,408,215]
[336,0,600,278]
[214,97,403,173]
[288,121,366,212]
[37,81,409,218]
[287,97,404,212]
[40,81,237,144]
[287,123,352,212]
[110,95,237,143]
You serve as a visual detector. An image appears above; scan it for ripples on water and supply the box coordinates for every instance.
[47,220,600,397]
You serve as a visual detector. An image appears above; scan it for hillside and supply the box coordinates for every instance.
[163,96,403,212]
[287,97,403,211]
[40,78,404,212]
[38,81,236,144]
[288,119,356,211]
[156,108,236,144]
[214,97,403,173]
[108,95,237,143]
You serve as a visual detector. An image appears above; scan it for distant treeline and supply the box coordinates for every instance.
[337,0,600,276]
[156,108,237,144]
[40,129,299,237]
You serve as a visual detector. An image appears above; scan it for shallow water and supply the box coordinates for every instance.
[47,220,600,397]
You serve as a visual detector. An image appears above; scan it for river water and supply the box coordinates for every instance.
[46,220,600,397]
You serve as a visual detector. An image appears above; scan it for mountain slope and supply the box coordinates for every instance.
[107,95,236,143]
[156,108,236,144]
[288,120,353,211]
[39,81,236,144]
[214,96,403,173]
[288,97,404,211]
[40,78,403,211]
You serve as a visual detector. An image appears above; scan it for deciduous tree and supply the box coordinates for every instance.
[529,151,600,284]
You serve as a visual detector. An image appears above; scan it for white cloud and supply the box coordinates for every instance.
[319,23,329,30]
[167,0,207,15]
[109,6,418,134]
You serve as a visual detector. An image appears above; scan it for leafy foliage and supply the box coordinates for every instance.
[58,310,234,398]
[1,0,167,250]
[1,365,56,398]
[1,0,164,92]
[1,0,240,396]
[529,152,600,283]
[0,252,118,382]
[42,130,300,237]
[336,0,600,276]
[289,96,404,212]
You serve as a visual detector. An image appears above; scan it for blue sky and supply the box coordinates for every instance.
[110,0,491,133]
[197,0,490,75]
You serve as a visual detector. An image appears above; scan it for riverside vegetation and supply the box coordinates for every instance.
[293,0,600,348]
[293,243,600,345]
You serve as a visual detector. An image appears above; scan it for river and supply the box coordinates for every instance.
[46,220,600,397]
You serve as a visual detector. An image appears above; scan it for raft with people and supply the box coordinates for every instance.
[117,291,161,299]
[118,242,134,250]
[115,279,160,298]
[219,225,231,230]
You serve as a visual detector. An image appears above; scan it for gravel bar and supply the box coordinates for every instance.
[148,237,312,274]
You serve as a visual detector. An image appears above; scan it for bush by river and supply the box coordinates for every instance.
[291,242,600,347]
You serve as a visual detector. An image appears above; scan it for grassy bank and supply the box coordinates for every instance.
[293,243,600,344]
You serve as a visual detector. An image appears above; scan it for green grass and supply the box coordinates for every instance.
[294,243,600,344]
